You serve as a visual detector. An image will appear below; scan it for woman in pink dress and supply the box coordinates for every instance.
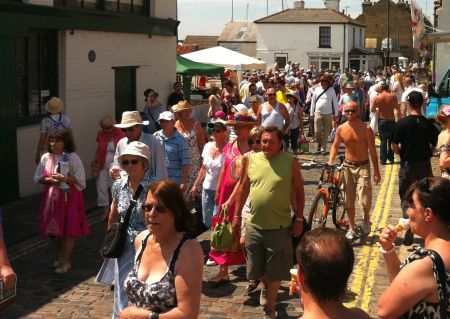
[34,130,89,274]
[209,112,255,283]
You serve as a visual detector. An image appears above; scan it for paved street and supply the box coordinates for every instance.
[0,144,424,319]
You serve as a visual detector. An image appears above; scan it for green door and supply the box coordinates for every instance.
[0,36,19,204]
[114,67,137,122]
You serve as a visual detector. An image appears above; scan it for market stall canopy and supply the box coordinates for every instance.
[176,55,225,76]
[181,46,266,71]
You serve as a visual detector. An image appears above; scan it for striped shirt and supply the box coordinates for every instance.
[154,130,190,184]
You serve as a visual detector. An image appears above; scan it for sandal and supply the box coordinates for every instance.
[245,279,260,293]
[209,272,230,285]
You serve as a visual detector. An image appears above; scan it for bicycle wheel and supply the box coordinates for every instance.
[332,189,348,230]
[308,192,328,230]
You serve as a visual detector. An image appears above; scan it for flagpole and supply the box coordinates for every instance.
[231,0,234,21]
[387,0,390,66]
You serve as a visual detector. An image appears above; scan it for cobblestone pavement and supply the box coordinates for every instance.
[0,143,423,319]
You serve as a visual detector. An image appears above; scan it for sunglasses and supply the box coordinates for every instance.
[121,159,139,166]
[142,203,168,213]
[267,93,276,96]
[121,127,135,132]
[249,139,261,146]
[212,129,224,133]
[344,109,358,114]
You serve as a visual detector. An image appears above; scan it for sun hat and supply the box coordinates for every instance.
[286,92,299,101]
[226,111,256,126]
[158,111,175,122]
[45,97,64,114]
[214,111,226,120]
[115,111,149,128]
[173,101,192,113]
[232,103,248,113]
[207,118,227,129]
[118,141,151,163]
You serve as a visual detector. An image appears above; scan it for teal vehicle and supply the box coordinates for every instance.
[426,67,450,118]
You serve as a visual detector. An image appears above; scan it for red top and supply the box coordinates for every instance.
[95,128,125,169]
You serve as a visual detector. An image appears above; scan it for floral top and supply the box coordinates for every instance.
[438,144,450,180]
[111,171,156,243]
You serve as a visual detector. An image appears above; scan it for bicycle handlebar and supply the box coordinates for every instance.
[300,156,348,169]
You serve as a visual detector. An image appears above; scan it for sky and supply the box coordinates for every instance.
[177,0,434,40]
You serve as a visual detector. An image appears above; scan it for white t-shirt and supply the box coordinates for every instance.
[401,87,426,115]
[201,142,225,190]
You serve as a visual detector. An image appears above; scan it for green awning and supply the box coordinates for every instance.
[176,56,224,76]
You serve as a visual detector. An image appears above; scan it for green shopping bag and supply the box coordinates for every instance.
[210,205,234,251]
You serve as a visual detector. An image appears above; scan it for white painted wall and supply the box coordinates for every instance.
[257,23,347,69]
[436,3,450,84]
[17,29,176,196]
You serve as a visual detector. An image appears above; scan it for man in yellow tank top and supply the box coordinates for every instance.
[234,126,305,319]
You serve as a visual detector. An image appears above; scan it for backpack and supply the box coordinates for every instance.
[47,113,68,133]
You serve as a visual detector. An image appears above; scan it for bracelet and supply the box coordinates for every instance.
[379,245,395,254]
[295,216,304,222]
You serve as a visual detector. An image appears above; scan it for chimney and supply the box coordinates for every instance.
[293,0,305,9]
[362,0,372,13]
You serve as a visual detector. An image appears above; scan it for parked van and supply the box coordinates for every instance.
[426,67,450,118]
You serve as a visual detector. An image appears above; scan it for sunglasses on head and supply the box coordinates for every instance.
[344,109,358,114]
[142,203,168,213]
[121,159,139,166]
[121,127,135,132]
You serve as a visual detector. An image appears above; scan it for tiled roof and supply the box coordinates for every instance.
[183,35,218,50]
[217,21,257,43]
[254,8,365,27]
[176,44,198,55]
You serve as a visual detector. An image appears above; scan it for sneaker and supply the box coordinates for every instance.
[54,262,71,274]
[206,258,217,266]
[259,287,268,307]
[362,220,372,236]
[345,230,359,241]
[263,309,277,319]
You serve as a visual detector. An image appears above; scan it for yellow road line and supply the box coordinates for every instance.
[345,164,392,308]
[360,164,398,311]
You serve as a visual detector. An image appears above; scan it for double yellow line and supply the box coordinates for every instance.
[345,162,399,311]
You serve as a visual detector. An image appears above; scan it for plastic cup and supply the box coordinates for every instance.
[289,268,298,296]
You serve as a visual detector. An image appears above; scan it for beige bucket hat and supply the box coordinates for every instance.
[117,141,151,163]
[45,97,64,114]
[115,111,149,128]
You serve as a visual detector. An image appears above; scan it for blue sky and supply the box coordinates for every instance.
[177,0,434,40]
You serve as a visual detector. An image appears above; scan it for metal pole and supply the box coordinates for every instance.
[231,0,234,21]
[387,0,390,66]
[267,0,269,16]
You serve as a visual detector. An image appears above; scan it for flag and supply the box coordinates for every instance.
[410,0,425,52]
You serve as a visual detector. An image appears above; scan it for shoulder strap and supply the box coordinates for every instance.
[426,249,448,319]
[314,86,331,105]
[122,184,144,228]
[169,235,189,273]
[135,231,152,264]
[145,108,159,127]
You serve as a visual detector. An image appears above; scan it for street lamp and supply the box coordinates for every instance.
[387,0,390,66]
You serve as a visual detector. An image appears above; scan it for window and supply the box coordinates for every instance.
[319,26,331,48]
[352,27,355,47]
[54,0,146,14]
[274,53,288,69]
[16,31,58,121]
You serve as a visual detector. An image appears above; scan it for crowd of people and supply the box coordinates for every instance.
[18,61,449,319]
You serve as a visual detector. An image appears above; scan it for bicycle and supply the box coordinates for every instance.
[301,155,349,231]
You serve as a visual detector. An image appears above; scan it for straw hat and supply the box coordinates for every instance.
[173,101,192,113]
[286,92,299,101]
[115,111,149,128]
[45,97,64,114]
[118,141,151,163]
[226,111,256,126]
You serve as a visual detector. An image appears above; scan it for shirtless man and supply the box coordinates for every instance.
[328,102,381,241]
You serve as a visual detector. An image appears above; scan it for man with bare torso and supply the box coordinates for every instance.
[328,102,381,241]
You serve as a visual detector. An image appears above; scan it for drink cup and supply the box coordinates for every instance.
[289,268,298,296]
[111,166,121,180]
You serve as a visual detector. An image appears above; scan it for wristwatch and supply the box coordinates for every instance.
[148,313,159,319]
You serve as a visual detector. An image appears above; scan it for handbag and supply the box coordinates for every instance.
[299,132,309,153]
[210,205,234,251]
[100,184,143,258]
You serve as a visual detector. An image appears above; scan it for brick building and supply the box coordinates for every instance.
[355,0,431,64]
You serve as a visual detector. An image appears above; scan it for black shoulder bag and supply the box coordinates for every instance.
[146,108,161,131]
[100,184,144,258]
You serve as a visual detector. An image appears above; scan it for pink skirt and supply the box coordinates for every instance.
[38,186,90,238]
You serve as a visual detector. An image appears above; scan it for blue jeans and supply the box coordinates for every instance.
[202,188,217,229]
[378,119,395,163]
[112,240,135,319]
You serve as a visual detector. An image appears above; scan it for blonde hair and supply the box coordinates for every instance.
[394,73,404,90]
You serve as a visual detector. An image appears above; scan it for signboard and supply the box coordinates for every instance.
[306,52,342,58]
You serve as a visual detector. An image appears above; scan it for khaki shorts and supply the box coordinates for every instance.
[343,163,372,210]
[244,224,293,282]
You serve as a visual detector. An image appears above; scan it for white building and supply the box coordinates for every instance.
[0,0,178,202]
[435,1,450,83]
[254,3,379,72]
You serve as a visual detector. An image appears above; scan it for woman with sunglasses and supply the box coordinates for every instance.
[109,141,157,319]
[119,180,203,319]
[436,105,450,180]
[92,116,125,221]
[377,177,450,319]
